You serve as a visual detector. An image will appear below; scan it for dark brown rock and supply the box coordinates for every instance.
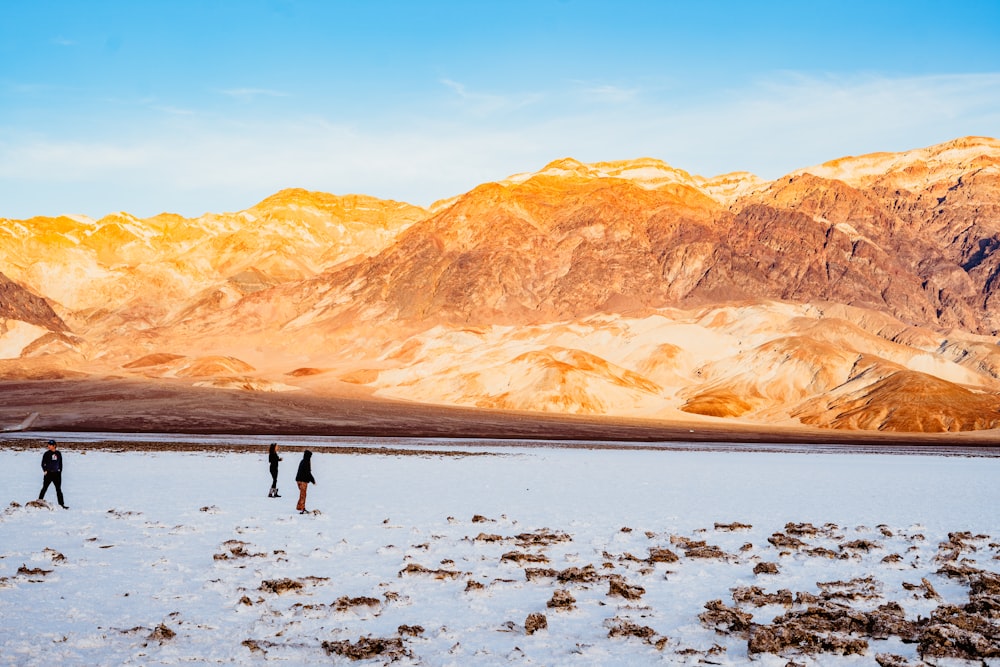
[322,636,410,661]
[259,578,304,594]
[754,562,780,575]
[699,599,753,635]
[646,547,680,564]
[524,612,547,635]
[500,551,549,565]
[732,586,793,607]
[607,575,645,600]
[547,589,576,610]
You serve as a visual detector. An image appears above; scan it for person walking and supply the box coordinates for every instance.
[38,439,68,509]
[267,443,282,498]
[295,450,316,514]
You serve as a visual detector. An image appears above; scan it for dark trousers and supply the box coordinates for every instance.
[39,472,65,506]
[270,464,279,489]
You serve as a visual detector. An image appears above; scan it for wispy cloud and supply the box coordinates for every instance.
[0,139,151,179]
[440,79,543,115]
[218,88,289,102]
[577,83,640,104]
[151,105,196,116]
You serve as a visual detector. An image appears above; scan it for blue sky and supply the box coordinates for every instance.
[1,0,998,219]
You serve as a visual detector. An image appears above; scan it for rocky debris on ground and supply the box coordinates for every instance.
[547,588,576,610]
[606,616,668,650]
[17,565,52,578]
[696,556,1000,662]
[699,599,754,635]
[937,531,989,560]
[321,635,411,661]
[525,612,548,635]
[147,623,176,643]
[840,539,881,553]
[901,577,941,600]
[501,550,549,564]
[916,568,1000,660]
[556,564,602,584]
[715,522,752,531]
[515,529,572,547]
[607,575,645,600]
[241,638,266,654]
[670,535,729,559]
[471,532,506,543]
[783,522,824,537]
[646,546,680,564]
[397,624,423,637]
[767,531,808,551]
[747,607,871,656]
[42,547,65,563]
[259,578,304,594]
[804,546,841,559]
[815,576,881,601]
[754,561,779,575]
[334,596,382,613]
[397,563,462,579]
[732,585,793,607]
[525,564,603,584]
[213,539,265,560]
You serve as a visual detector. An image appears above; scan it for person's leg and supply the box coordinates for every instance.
[296,481,308,511]
[270,466,279,490]
[38,475,51,500]
[53,473,65,507]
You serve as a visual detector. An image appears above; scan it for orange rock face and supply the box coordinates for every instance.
[2,137,999,434]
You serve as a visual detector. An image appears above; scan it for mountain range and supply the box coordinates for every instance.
[2,136,999,435]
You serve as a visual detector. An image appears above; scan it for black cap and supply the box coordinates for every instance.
[47,440,56,445]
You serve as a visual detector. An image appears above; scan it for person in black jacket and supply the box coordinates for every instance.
[38,440,68,509]
[267,443,282,498]
[295,450,316,514]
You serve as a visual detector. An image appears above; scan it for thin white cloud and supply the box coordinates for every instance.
[151,105,197,116]
[440,78,544,115]
[218,88,290,101]
[577,83,640,104]
[0,139,152,179]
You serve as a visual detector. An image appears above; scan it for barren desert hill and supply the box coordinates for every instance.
[236,136,1000,340]
[0,189,427,320]
[2,136,1000,435]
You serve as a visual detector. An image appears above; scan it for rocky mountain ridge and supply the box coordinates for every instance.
[2,136,999,433]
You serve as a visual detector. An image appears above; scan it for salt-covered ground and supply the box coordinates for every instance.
[1,441,998,665]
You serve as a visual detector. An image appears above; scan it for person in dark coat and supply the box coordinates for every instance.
[38,439,68,509]
[267,443,282,498]
[295,450,316,514]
